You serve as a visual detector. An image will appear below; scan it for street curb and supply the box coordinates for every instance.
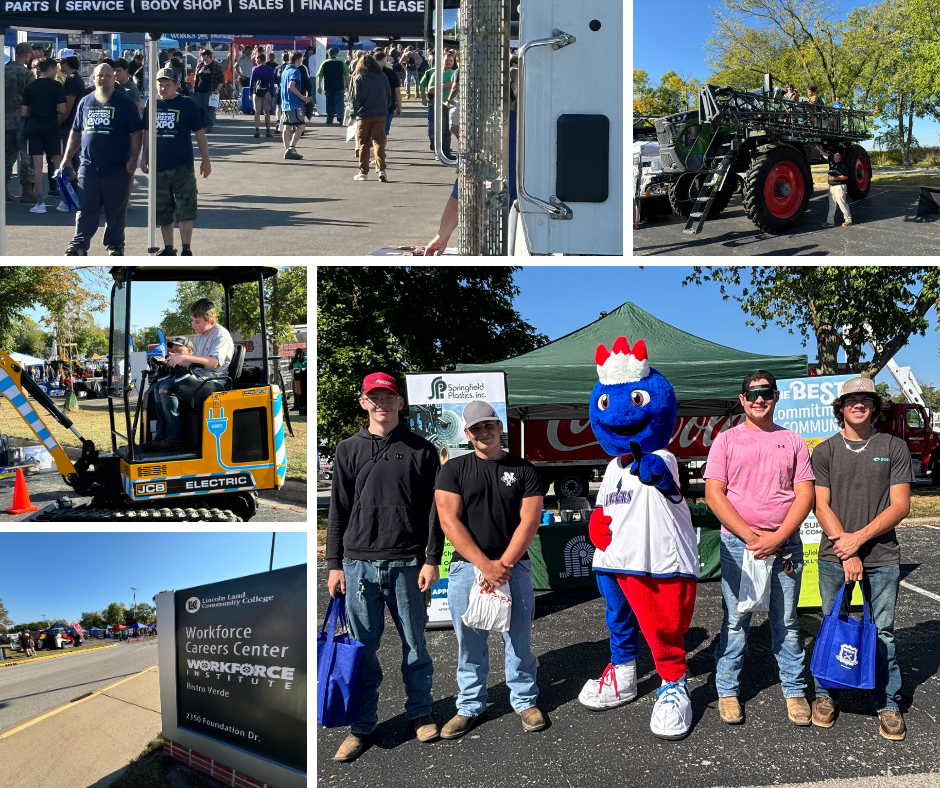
[0,642,119,668]
[0,663,158,740]
[901,517,940,526]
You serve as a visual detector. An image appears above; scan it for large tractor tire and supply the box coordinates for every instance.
[845,144,872,200]
[743,146,812,234]
[668,171,737,220]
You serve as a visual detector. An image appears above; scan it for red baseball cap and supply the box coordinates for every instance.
[362,372,400,396]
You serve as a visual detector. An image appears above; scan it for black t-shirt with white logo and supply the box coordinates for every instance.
[435,451,543,563]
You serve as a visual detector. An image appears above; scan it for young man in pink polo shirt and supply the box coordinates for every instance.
[704,370,816,727]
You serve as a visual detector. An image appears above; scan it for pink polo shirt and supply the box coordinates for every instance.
[703,423,815,535]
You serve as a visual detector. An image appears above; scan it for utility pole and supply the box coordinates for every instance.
[131,587,137,622]
[269,533,276,571]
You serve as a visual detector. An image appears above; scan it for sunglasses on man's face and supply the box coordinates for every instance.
[744,387,777,402]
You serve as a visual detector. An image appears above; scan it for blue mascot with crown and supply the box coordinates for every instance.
[578,336,699,740]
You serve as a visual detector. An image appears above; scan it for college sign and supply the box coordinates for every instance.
[162,563,307,780]
[0,0,424,35]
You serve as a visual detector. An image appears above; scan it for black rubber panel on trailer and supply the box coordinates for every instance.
[667,172,736,220]
[743,146,812,235]
[846,144,872,201]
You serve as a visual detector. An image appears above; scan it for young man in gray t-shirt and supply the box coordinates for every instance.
[810,376,913,740]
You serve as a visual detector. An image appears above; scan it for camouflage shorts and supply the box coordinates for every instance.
[156,165,198,226]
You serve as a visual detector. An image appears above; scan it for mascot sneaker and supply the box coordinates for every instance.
[650,677,692,740]
[579,662,637,710]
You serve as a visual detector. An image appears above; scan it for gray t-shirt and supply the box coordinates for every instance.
[811,431,913,567]
[192,323,235,379]
[118,79,142,107]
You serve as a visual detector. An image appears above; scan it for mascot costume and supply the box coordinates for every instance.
[578,337,699,740]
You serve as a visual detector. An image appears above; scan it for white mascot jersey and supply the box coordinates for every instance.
[592,450,700,579]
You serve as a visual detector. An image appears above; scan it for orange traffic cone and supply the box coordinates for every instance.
[5,467,38,514]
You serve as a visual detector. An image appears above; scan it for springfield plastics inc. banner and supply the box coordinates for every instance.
[175,563,306,772]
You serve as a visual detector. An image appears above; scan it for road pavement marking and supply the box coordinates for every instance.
[900,580,940,603]
[0,664,157,741]
[0,642,119,668]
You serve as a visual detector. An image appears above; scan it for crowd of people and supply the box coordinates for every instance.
[325,367,912,762]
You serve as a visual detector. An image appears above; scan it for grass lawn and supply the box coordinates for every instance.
[4,639,121,663]
[0,394,307,482]
[809,164,940,188]
[109,736,221,788]
[317,512,327,549]
[909,487,940,520]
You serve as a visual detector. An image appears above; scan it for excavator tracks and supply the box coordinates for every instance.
[29,506,242,522]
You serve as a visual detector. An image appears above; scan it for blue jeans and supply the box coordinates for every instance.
[385,112,394,137]
[596,570,639,664]
[326,89,345,124]
[715,531,807,698]
[814,560,902,712]
[426,102,452,156]
[152,372,226,444]
[447,560,538,717]
[404,71,419,95]
[342,559,434,735]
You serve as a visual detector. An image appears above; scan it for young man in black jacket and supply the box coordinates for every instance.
[327,371,444,762]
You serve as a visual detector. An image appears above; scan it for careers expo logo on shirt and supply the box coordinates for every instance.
[84,105,115,133]
[156,109,180,134]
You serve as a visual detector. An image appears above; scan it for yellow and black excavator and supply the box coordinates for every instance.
[0,266,292,522]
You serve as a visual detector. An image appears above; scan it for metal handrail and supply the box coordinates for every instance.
[434,0,457,166]
[516,29,576,219]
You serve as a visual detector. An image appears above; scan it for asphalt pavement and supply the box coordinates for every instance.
[633,188,938,256]
[4,103,456,256]
[316,525,940,788]
[0,637,158,732]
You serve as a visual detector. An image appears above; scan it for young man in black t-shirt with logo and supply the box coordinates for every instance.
[810,376,912,740]
[21,57,66,214]
[435,399,547,739]
[326,372,444,762]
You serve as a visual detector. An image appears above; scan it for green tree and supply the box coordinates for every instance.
[80,610,105,629]
[134,603,156,624]
[75,319,109,357]
[9,317,50,358]
[318,267,548,459]
[0,598,12,633]
[633,69,702,116]
[683,266,940,374]
[104,602,127,627]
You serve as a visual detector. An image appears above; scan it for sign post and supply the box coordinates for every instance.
[156,563,306,788]
[405,370,508,627]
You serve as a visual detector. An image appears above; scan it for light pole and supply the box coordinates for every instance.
[269,533,276,571]
[131,587,137,623]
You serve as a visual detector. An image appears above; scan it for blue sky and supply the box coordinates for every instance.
[0,532,307,625]
[511,266,940,390]
[633,0,940,152]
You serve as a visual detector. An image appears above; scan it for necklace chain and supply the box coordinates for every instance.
[841,431,874,453]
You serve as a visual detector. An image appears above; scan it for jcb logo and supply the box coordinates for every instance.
[135,482,166,495]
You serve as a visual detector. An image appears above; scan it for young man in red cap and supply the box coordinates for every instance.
[326,372,444,762]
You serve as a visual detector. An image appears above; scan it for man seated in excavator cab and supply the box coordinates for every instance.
[142,298,235,452]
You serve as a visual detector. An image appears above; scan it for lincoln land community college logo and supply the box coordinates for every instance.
[837,643,859,668]
[430,376,447,400]
[186,597,201,613]
[501,471,516,487]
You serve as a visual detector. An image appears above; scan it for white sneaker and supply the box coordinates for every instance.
[56,200,71,213]
[650,676,692,740]
[29,202,47,214]
[378,170,388,183]
[578,662,637,710]
[354,172,368,181]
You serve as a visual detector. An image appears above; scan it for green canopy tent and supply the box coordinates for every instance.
[456,301,808,419]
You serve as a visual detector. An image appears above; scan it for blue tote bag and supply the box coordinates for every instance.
[810,581,877,691]
[317,595,364,727]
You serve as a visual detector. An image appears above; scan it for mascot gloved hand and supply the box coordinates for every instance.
[577,337,700,741]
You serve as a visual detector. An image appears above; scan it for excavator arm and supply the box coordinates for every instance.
[0,350,81,479]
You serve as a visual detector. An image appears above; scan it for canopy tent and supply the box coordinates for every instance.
[456,301,809,420]
[233,36,316,47]
[8,352,46,368]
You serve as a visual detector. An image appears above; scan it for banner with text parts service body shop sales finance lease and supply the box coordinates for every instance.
[173,563,306,773]
[773,374,861,608]
[406,371,509,627]
[0,0,424,38]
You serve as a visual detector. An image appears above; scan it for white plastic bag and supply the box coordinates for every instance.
[461,567,512,632]
[737,549,775,613]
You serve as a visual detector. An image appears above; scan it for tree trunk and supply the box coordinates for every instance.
[815,325,842,374]
[898,93,909,166]
[844,341,862,372]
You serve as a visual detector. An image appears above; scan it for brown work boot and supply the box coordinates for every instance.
[332,733,369,762]
[718,696,744,724]
[786,696,812,726]
[412,715,440,742]
[20,183,36,204]
[812,697,837,728]
[879,710,906,741]
[821,222,835,227]
[842,221,853,226]
[440,712,485,740]
[518,706,548,732]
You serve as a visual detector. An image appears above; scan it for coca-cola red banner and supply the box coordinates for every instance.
[511,416,747,464]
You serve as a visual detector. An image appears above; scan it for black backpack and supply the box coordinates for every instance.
[254,74,270,97]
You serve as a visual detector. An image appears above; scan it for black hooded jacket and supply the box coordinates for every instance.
[326,423,443,570]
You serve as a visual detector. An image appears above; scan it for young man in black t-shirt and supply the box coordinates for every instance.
[811,376,912,740]
[374,50,402,139]
[435,399,547,740]
[21,58,66,214]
